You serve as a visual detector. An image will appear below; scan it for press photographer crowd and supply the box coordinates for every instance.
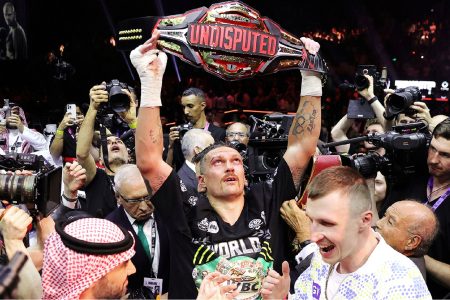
[1,1,450,299]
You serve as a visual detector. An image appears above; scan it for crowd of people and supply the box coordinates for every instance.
[0,25,449,300]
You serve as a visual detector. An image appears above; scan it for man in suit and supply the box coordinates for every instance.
[167,87,226,171]
[178,128,214,191]
[106,164,170,297]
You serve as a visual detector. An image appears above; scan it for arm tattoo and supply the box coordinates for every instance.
[291,100,317,137]
[148,126,163,144]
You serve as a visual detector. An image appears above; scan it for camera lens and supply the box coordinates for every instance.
[109,87,130,113]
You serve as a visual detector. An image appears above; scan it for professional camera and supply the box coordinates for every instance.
[0,153,62,216]
[324,122,430,179]
[176,123,193,139]
[241,114,293,183]
[384,86,421,120]
[340,65,388,96]
[104,79,131,113]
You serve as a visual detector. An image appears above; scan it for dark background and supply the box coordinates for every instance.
[0,0,449,127]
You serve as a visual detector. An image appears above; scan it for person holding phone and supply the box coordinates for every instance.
[0,105,46,154]
[49,104,85,164]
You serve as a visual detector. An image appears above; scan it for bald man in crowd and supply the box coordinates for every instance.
[376,200,439,279]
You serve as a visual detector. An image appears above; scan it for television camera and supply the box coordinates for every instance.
[228,114,293,183]
[0,153,61,217]
[323,122,430,180]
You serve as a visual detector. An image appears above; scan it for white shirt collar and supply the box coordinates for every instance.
[185,159,196,172]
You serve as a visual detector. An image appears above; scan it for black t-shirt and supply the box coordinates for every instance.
[151,158,297,298]
[80,168,117,218]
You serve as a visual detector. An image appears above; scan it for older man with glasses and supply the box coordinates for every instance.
[106,164,170,299]
[226,122,251,146]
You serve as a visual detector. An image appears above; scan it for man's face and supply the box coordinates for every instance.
[363,124,384,150]
[226,123,249,146]
[181,95,205,124]
[376,202,413,254]
[3,5,15,26]
[396,113,416,125]
[306,190,361,266]
[107,136,128,164]
[199,147,246,200]
[117,178,154,221]
[374,172,387,204]
[427,136,450,180]
[90,260,136,299]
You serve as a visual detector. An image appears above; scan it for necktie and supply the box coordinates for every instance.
[136,221,151,259]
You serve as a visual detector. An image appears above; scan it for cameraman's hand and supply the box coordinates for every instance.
[63,161,86,198]
[7,113,25,132]
[410,101,432,125]
[168,126,180,147]
[89,83,109,111]
[58,112,75,131]
[0,206,32,242]
[358,75,375,100]
[383,88,396,107]
[117,88,138,125]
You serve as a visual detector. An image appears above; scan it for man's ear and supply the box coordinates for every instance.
[200,101,206,110]
[405,234,422,252]
[198,175,206,193]
[193,146,202,156]
[359,210,373,230]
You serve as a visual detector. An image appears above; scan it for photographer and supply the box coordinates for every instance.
[331,75,388,154]
[166,87,226,171]
[0,105,47,154]
[76,82,137,217]
[49,105,84,164]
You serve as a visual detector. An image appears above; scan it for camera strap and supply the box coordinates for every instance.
[99,124,114,174]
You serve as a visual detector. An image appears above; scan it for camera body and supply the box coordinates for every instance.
[176,123,193,139]
[384,86,422,120]
[340,122,430,179]
[104,79,131,113]
[354,65,388,93]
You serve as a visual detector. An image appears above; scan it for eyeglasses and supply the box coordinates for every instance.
[226,132,247,138]
[119,193,152,203]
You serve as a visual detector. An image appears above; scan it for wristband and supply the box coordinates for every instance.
[56,129,64,137]
[62,193,78,203]
[129,120,137,129]
[368,96,379,104]
[300,70,322,96]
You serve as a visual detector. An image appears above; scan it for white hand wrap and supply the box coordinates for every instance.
[130,47,168,107]
[300,70,322,97]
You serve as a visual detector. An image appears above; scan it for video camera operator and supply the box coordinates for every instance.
[76,82,137,217]
[165,87,225,171]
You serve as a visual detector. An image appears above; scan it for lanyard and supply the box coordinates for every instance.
[425,177,450,211]
[203,121,210,131]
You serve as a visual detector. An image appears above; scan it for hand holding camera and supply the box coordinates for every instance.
[0,206,32,242]
[88,83,109,111]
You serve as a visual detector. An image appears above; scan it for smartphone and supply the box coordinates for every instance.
[66,104,76,118]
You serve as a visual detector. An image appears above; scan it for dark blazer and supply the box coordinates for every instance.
[208,123,226,142]
[106,206,170,294]
[177,162,197,191]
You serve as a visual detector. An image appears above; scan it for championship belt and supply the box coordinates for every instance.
[116,1,327,80]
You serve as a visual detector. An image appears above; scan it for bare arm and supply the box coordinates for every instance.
[425,255,450,289]
[330,114,353,153]
[358,75,389,130]
[49,112,73,160]
[76,85,107,186]
[283,38,322,190]
[132,31,172,195]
